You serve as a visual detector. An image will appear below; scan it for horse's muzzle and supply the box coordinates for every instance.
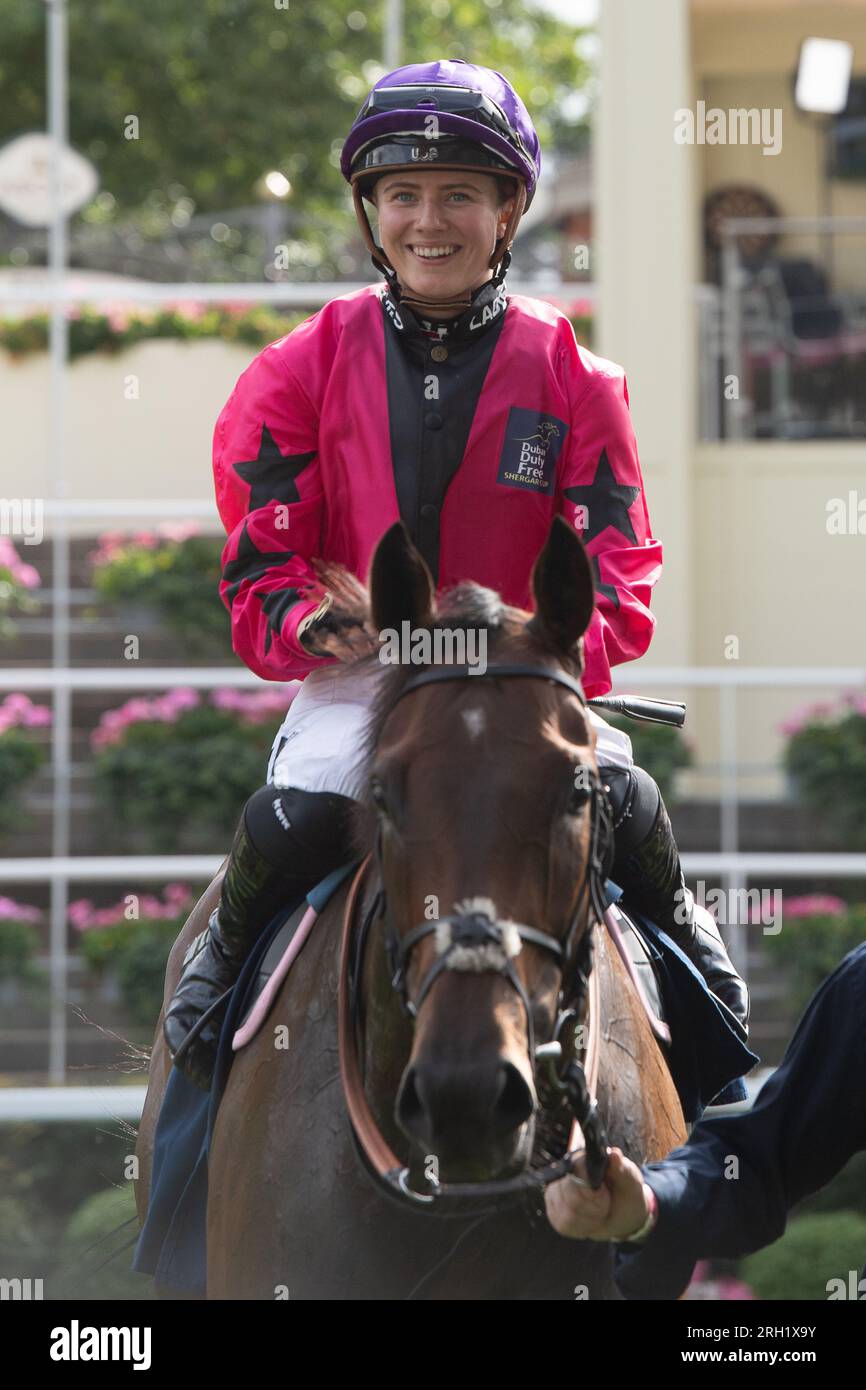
[396,1056,536,1174]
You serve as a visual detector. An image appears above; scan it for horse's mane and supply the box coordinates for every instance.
[346,579,575,859]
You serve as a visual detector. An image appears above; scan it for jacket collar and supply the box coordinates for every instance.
[380,271,509,344]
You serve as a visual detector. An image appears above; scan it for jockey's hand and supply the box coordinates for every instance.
[298,598,379,663]
[544,1146,650,1242]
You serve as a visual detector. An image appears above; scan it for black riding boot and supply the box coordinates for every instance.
[164,785,356,1090]
[604,765,750,1037]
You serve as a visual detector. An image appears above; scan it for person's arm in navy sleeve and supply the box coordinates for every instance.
[546,943,866,1300]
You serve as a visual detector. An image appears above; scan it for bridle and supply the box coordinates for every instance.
[337,660,617,1211]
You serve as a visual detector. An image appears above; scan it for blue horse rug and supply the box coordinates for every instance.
[132,871,757,1297]
[131,860,358,1296]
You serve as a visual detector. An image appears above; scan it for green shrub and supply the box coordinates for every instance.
[92,702,277,852]
[762,900,866,1016]
[0,302,308,361]
[740,1211,866,1300]
[782,695,866,849]
[60,1186,153,1300]
[90,532,230,654]
[0,917,40,982]
[0,1120,145,1295]
[115,922,179,1028]
[0,727,44,829]
[71,883,199,1028]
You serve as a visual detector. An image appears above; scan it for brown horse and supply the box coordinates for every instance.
[135,518,686,1299]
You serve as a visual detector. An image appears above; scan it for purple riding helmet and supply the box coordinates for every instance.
[340,58,541,313]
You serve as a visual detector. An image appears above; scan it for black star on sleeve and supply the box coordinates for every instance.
[221,522,298,608]
[563,447,641,545]
[256,585,307,654]
[591,552,620,610]
[232,423,316,509]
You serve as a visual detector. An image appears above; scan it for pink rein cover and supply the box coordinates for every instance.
[232,903,318,1051]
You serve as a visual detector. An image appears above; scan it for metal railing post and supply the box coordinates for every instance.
[719,682,747,977]
[46,0,71,1085]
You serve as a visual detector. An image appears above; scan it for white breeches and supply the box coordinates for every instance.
[267,663,634,802]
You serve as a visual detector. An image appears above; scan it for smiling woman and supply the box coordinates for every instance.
[370,169,516,321]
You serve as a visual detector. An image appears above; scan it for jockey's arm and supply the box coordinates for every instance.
[556,346,663,700]
[213,342,336,682]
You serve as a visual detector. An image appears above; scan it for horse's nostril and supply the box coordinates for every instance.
[396,1068,426,1139]
[397,1059,535,1150]
[493,1062,535,1135]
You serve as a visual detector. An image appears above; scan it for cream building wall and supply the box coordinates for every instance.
[0,339,248,533]
[598,0,866,799]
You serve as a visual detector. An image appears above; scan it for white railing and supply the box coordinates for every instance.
[0,276,592,307]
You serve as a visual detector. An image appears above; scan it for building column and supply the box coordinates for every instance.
[595,0,695,678]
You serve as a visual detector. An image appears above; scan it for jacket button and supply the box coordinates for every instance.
[424,412,443,430]
[430,345,449,362]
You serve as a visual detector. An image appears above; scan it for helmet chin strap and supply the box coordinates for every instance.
[350,180,526,315]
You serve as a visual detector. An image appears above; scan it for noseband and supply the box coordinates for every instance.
[339,659,617,1210]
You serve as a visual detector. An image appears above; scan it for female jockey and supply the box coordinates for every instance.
[164,59,748,1090]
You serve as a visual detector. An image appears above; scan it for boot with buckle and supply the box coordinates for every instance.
[618,793,750,1038]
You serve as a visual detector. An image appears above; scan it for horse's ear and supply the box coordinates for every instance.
[527,516,595,655]
[369,521,436,633]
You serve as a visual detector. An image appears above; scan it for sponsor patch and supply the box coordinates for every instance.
[496,407,568,495]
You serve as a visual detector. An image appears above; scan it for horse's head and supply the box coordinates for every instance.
[353,516,609,1184]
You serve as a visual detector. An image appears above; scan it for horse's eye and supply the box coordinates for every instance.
[566,775,592,816]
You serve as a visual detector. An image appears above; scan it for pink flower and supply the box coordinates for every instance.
[209,686,294,725]
[0,694,52,732]
[68,884,191,930]
[23,705,52,727]
[68,899,95,930]
[158,521,200,543]
[123,698,154,721]
[780,714,806,737]
[164,882,191,898]
[0,537,40,588]
[4,694,33,714]
[0,896,42,923]
[783,894,847,919]
[209,689,238,712]
[166,299,206,319]
[165,687,199,710]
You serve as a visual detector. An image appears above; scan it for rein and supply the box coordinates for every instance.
[337,661,616,1210]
